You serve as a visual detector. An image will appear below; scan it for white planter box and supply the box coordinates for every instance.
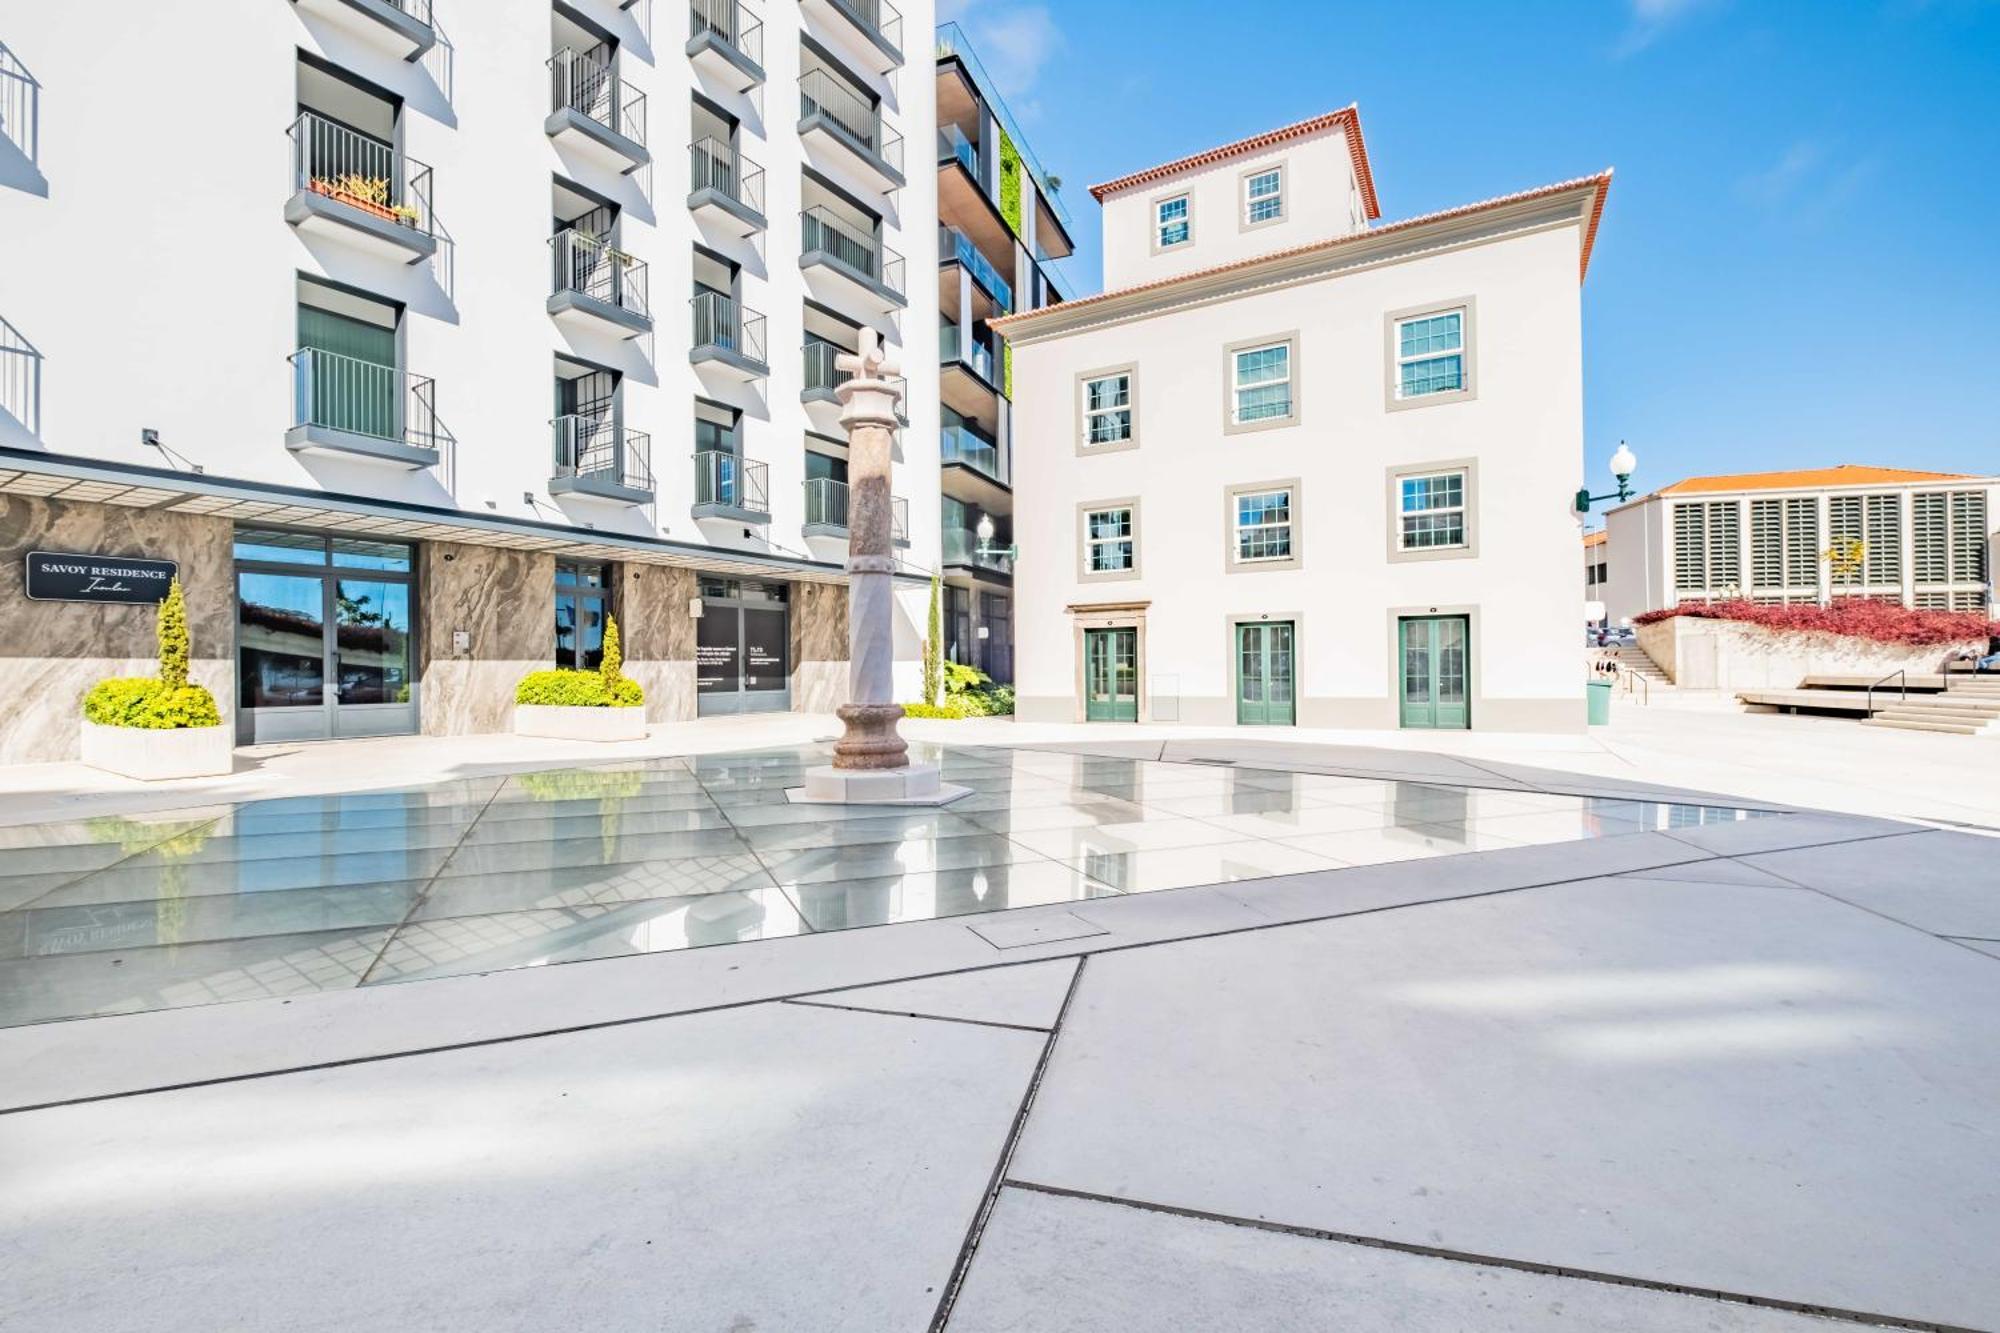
[514,704,649,742]
[79,720,234,781]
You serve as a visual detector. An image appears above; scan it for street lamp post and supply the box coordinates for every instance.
[1574,441,1639,513]
[974,512,1018,563]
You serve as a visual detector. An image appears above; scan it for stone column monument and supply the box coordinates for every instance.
[791,329,967,806]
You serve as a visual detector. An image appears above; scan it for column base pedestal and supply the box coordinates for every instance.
[786,762,971,807]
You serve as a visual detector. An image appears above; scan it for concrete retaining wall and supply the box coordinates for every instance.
[1638,615,1982,691]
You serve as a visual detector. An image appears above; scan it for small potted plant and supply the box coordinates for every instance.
[314,173,398,222]
[79,578,232,781]
[514,613,648,742]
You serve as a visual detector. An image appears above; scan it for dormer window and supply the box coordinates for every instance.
[1155,194,1191,250]
[1244,168,1284,226]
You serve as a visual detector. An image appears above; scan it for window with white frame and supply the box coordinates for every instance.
[1085,506,1135,573]
[1231,341,1293,425]
[1395,310,1466,398]
[1155,195,1190,248]
[1244,169,1283,225]
[1399,471,1467,549]
[1081,371,1133,446]
[1234,488,1293,562]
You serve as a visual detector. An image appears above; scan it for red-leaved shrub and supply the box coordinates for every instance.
[1634,599,1996,647]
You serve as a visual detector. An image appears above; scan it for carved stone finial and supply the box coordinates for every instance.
[834,327,901,382]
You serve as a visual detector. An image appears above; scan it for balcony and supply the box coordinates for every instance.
[800,207,905,313]
[800,0,902,73]
[285,112,437,264]
[550,416,654,505]
[687,0,764,90]
[940,224,1012,313]
[692,450,771,524]
[546,49,648,173]
[687,138,767,235]
[293,0,436,61]
[801,340,852,407]
[803,478,909,546]
[940,425,1010,499]
[285,348,446,469]
[943,526,1012,578]
[938,124,977,178]
[547,230,651,338]
[798,69,904,190]
[689,292,769,380]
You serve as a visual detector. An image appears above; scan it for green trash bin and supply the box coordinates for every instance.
[1585,678,1613,725]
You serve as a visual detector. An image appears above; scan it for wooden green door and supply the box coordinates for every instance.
[1084,628,1138,721]
[1235,622,1296,725]
[1399,616,1470,729]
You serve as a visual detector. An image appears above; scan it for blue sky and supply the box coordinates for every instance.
[940,0,2000,491]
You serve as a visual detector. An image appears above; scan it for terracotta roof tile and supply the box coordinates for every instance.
[1657,465,1983,496]
[1583,530,1609,547]
[1089,106,1382,220]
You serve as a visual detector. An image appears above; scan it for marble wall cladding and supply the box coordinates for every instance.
[618,564,697,723]
[792,582,850,714]
[624,661,698,723]
[418,543,554,737]
[0,497,234,763]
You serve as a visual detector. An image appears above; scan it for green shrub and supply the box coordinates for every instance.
[984,685,1016,716]
[515,668,644,708]
[901,700,972,719]
[157,578,190,689]
[83,678,222,730]
[601,614,625,686]
[923,576,943,707]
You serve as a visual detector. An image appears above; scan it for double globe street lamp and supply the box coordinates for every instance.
[1575,441,1639,513]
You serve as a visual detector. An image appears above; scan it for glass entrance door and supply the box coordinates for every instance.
[696,579,792,716]
[1083,628,1138,721]
[1399,615,1470,729]
[1236,621,1296,725]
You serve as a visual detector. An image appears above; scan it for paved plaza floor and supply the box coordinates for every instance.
[0,737,1994,1331]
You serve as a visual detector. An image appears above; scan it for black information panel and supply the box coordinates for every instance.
[697,609,740,695]
[743,607,788,692]
[25,551,180,604]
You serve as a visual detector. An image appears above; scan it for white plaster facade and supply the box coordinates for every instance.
[997,114,1610,732]
[0,0,943,753]
[1599,470,1997,627]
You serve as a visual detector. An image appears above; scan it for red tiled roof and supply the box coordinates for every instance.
[1658,465,1981,496]
[993,171,1614,333]
[1089,106,1382,220]
[1583,530,1609,547]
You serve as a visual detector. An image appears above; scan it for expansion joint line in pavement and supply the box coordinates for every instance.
[780,998,1052,1036]
[999,1180,1981,1333]
[354,776,510,987]
[926,956,1089,1333]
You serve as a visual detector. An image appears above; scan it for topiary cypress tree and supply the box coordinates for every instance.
[157,577,190,690]
[601,612,623,686]
[923,574,943,707]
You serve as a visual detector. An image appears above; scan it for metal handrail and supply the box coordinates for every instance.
[689,137,766,214]
[549,48,647,147]
[1865,669,1907,715]
[689,0,763,66]
[0,42,41,169]
[801,207,905,295]
[552,415,653,491]
[381,0,434,23]
[290,111,434,236]
[694,450,769,513]
[803,340,852,395]
[691,291,767,366]
[1619,666,1649,706]
[289,348,443,452]
[550,228,649,317]
[1,315,43,437]
[803,479,907,541]
[798,68,904,174]
[838,0,903,53]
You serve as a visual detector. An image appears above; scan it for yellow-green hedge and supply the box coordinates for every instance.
[515,669,645,708]
[82,678,222,729]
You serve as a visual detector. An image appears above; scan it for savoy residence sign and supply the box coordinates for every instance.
[24,551,180,605]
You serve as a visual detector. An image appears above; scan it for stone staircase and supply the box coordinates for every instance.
[1861,676,2000,737]
[1605,645,1674,691]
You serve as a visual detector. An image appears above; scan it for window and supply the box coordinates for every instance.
[1226,482,1301,572]
[1155,194,1190,249]
[1081,503,1138,579]
[1678,500,1743,598]
[1080,369,1134,448]
[1399,472,1467,550]
[1227,337,1296,430]
[1396,312,1464,397]
[1596,560,1609,584]
[554,559,611,671]
[1244,168,1283,226]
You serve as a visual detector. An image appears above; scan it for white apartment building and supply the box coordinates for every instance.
[997,109,1612,731]
[0,0,941,763]
[1596,465,1997,627]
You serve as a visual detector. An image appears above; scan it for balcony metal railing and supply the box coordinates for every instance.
[549,48,647,148]
[1,315,42,437]
[804,479,908,542]
[803,340,853,396]
[694,450,770,515]
[550,228,650,319]
[689,137,766,215]
[939,326,995,383]
[940,426,1006,485]
[691,291,767,367]
[943,526,1011,574]
[289,348,443,452]
[801,206,905,296]
[379,0,435,24]
[0,43,40,170]
[798,68,904,175]
[689,0,763,66]
[837,0,902,54]
[290,111,434,236]
[940,225,1013,312]
[937,124,976,176]
[553,415,653,492]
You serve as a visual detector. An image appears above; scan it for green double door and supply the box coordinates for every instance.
[1083,628,1138,721]
[1235,622,1296,725]
[1399,615,1470,729]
